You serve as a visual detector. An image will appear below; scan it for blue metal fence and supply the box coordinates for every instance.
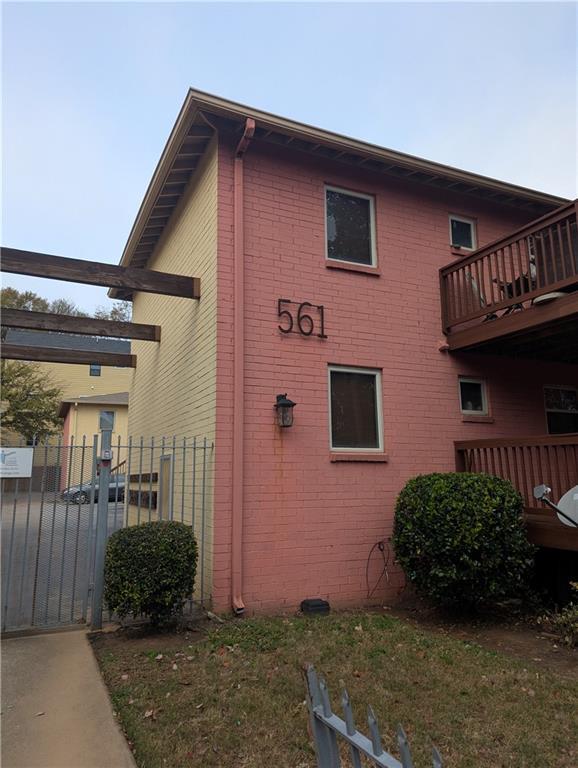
[305,665,443,767]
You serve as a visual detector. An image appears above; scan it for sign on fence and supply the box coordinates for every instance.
[0,447,33,478]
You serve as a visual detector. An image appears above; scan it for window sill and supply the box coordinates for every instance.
[450,246,475,258]
[330,452,389,463]
[326,260,381,276]
[461,415,494,423]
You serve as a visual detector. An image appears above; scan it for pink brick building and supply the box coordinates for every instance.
[115,90,578,614]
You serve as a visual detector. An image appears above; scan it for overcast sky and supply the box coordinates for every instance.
[2,1,577,311]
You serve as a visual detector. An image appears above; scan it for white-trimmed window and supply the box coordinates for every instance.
[329,366,383,450]
[459,377,488,415]
[544,385,578,434]
[325,186,377,266]
[449,214,477,251]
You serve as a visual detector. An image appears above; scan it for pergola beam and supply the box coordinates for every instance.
[1,344,136,368]
[0,247,200,300]
[1,308,161,341]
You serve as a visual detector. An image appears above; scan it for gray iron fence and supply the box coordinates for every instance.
[305,665,442,768]
[1,433,213,633]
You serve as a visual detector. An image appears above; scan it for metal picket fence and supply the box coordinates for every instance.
[305,665,443,768]
[1,433,213,633]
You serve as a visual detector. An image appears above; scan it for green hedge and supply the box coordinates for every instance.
[104,521,197,624]
[393,473,535,607]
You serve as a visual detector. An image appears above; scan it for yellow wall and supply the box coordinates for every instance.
[39,361,133,400]
[63,403,129,486]
[128,138,218,598]
[66,403,128,446]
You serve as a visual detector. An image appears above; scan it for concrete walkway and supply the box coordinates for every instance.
[2,630,136,768]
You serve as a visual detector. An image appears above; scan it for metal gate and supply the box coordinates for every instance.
[1,434,213,633]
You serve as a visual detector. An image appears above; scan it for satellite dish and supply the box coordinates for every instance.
[557,485,578,528]
[533,291,567,305]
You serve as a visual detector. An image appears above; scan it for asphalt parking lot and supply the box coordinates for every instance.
[1,491,124,632]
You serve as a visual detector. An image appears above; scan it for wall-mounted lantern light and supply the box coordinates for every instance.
[275,393,296,428]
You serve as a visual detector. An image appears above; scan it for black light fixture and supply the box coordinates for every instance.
[274,393,296,428]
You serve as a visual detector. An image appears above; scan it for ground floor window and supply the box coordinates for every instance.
[329,366,382,450]
[544,386,578,434]
[458,377,488,415]
[99,410,115,430]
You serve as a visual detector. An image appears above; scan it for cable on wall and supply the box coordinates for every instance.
[365,538,391,600]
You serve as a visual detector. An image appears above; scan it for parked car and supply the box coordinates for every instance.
[61,474,126,504]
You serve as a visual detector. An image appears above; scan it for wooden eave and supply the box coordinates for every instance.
[1,344,136,368]
[113,88,570,290]
[2,248,200,302]
[1,308,161,342]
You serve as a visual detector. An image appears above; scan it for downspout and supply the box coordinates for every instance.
[231,117,255,616]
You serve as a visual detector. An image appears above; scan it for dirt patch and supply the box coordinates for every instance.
[389,598,578,678]
[90,617,212,654]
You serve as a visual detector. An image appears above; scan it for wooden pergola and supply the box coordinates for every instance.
[1,247,201,367]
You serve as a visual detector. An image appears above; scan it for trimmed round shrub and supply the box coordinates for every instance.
[393,473,535,607]
[105,521,197,624]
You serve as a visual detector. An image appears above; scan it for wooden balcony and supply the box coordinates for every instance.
[440,202,578,362]
[455,434,578,551]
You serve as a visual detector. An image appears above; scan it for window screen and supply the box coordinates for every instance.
[99,410,115,430]
[330,369,380,449]
[545,387,578,434]
[459,379,486,413]
[450,217,475,249]
[326,188,374,265]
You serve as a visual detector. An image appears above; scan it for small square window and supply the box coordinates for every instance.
[326,187,376,266]
[544,386,578,434]
[450,215,476,250]
[459,378,488,415]
[90,363,101,377]
[329,366,382,450]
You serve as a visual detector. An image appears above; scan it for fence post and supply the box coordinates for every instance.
[305,665,341,768]
[91,421,113,630]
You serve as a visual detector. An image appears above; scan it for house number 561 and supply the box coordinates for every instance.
[277,299,327,339]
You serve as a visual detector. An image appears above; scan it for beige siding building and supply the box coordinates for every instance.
[4,329,133,403]
[125,139,218,587]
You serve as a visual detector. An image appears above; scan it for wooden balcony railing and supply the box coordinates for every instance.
[455,434,578,550]
[440,201,578,333]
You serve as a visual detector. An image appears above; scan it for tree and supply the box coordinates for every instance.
[1,287,50,312]
[1,287,131,322]
[0,361,63,441]
[94,301,132,322]
[48,298,85,316]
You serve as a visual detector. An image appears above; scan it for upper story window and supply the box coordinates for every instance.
[329,366,383,451]
[459,377,488,415]
[325,186,376,267]
[544,386,578,434]
[449,214,477,251]
[90,363,101,377]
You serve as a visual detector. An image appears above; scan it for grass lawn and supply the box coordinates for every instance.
[92,611,578,768]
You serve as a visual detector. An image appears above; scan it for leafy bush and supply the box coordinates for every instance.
[538,583,578,647]
[393,473,535,608]
[105,521,197,624]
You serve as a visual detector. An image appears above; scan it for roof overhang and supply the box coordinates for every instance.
[112,88,570,291]
[58,392,130,420]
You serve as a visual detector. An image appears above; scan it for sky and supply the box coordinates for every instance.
[2,1,577,312]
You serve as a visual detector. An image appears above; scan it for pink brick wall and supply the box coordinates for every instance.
[212,138,578,614]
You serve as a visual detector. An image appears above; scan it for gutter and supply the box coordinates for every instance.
[231,118,255,616]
